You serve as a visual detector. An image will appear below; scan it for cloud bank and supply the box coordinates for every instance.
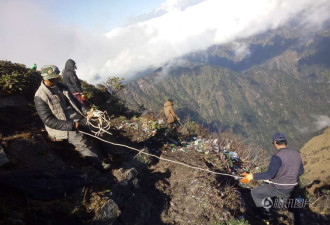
[1,0,330,83]
[296,115,330,134]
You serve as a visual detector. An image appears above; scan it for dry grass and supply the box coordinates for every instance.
[216,132,269,168]
[1,132,32,141]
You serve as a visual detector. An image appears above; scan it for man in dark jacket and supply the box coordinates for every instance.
[62,59,85,104]
[34,65,110,171]
[241,132,304,209]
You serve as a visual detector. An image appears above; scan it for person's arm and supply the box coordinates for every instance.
[298,162,304,176]
[169,106,178,119]
[253,156,282,180]
[59,83,88,115]
[34,96,74,131]
[69,71,83,92]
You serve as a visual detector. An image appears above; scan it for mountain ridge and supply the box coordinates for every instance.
[121,25,330,151]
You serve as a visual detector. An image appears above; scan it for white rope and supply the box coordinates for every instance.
[78,129,242,179]
[86,110,112,136]
[262,180,298,186]
[80,110,299,186]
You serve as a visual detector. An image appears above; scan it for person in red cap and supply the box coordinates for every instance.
[241,132,304,211]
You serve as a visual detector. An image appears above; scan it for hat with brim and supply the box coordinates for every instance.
[41,65,60,80]
[273,132,287,142]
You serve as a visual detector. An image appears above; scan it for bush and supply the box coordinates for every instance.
[0,61,41,99]
[179,117,208,139]
[219,218,250,225]
[81,80,129,117]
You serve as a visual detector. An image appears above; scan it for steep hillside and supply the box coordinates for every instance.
[300,127,330,216]
[121,26,330,151]
[301,127,330,185]
[1,61,329,225]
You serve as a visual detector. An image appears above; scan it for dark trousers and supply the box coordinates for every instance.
[68,131,104,170]
[251,184,293,207]
[168,120,181,130]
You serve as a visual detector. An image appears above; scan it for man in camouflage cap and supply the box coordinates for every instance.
[34,65,110,171]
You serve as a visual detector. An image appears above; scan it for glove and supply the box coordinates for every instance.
[240,172,253,184]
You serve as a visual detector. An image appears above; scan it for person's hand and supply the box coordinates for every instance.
[240,172,253,184]
[177,117,181,122]
[86,108,94,119]
[87,111,93,119]
[75,121,79,129]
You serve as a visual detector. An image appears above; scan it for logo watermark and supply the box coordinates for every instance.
[262,197,311,209]
[261,197,273,209]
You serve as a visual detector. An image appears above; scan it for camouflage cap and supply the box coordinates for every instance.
[40,65,60,80]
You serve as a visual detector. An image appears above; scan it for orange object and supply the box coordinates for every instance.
[240,172,253,184]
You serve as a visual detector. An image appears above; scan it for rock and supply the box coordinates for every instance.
[5,134,67,170]
[133,147,154,167]
[0,96,29,109]
[126,168,138,181]
[94,199,121,225]
[0,145,9,166]
[116,192,151,225]
[211,139,220,153]
[132,178,140,188]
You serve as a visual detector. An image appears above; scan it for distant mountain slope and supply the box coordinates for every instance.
[121,25,330,150]
[300,127,330,184]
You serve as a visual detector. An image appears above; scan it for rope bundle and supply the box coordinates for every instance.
[86,109,112,136]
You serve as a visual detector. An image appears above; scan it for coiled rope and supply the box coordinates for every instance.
[81,110,298,186]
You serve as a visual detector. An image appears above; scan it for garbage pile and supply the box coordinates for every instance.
[112,116,246,176]
[163,136,244,175]
[113,116,166,142]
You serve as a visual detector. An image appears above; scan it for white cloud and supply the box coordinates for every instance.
[156,0,205,12]
[296,115,330,133]
[232,42,251,60]
[314,115,330,130]
[1,0,330,83]
[102,0,330,79]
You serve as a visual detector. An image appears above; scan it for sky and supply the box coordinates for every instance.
[1,0,330,84]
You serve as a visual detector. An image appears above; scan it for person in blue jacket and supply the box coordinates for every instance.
[241,132,304,208]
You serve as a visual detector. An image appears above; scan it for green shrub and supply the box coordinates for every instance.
[0,61,41,99]
[81,79,128,117]
[179,117,208,139]
[219,217,250,225]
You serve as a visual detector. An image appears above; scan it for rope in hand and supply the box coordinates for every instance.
[80,110,298,186]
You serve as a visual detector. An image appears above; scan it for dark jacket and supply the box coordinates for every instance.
[62,59,82,93]
[34,82,86,140]
[254,148,304,189]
